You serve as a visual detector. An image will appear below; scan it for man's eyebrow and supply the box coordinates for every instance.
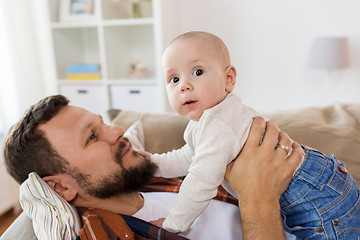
[98,114,104,123]
[80,114,103,141]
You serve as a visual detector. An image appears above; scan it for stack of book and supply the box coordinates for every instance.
[66,64,101,80]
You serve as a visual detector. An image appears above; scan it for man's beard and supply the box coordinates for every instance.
[68,139,158,199]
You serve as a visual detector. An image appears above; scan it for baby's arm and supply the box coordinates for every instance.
[162,122,241,233]
[137,148,191,178]
[151,144,194,178]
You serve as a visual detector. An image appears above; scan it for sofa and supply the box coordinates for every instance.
[1,102,360,239]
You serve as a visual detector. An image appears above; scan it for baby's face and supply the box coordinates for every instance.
[162,37,233,121]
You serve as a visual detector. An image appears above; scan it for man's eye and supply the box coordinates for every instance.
[193,69,203,76]
[87,133,96,144]
[170,77,180,84]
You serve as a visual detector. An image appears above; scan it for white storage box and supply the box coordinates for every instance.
[110,84,160,113]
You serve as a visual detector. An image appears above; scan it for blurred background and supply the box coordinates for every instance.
[1,0,360,134]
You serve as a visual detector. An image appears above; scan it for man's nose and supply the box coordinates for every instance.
[103,125,125,145]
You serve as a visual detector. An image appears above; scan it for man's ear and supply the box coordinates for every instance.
[225,65,237,93]
[43,175,77,202]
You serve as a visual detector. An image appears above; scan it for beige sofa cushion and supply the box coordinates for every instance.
[265,103,360,184]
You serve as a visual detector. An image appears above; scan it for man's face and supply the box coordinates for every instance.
[38,105,157,199]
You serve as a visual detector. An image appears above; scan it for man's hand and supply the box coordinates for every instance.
[226,117,302,204]
[225,117,303,240]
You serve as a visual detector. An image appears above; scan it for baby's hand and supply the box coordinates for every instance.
[150,218,165,228]
[136,149,151,160]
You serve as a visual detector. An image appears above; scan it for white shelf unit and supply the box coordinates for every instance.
[46,0,165,123]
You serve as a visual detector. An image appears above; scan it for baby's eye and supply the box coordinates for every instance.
[193,69,203,77]
[170,76,180,84]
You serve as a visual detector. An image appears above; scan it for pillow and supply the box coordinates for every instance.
[124,120,145,151]
[112,110,189,154]
[18,121,145,239]
[19,172,81,240]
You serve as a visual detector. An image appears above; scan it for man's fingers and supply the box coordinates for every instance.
[246,117,266,147]
[261,120,280,149]
[287,142,303,171]
[275,131,292,156]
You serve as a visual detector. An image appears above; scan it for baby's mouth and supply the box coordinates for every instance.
[184,100,197,105]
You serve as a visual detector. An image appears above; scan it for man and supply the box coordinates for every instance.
[3,95,302,239]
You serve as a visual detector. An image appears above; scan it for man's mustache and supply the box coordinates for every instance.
[115,137,131,164]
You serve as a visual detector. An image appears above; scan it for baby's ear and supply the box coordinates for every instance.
[225,65,237,92]
[43,175,77,202]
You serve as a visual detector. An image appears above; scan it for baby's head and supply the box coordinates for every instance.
[162,31,236,121]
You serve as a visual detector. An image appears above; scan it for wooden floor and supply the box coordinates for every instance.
[0,208,22,236]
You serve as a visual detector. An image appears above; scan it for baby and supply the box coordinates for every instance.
[150,31,360,239]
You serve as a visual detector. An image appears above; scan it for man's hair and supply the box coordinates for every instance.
[3,95,70,184]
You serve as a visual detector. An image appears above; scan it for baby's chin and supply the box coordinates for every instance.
[176,107,204,121]
[186,112,203,121]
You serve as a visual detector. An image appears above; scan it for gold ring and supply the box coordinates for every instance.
[276,143,290,155]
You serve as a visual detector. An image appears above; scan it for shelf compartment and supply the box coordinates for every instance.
[101,0,153,20]
[52,27,101,79]
[48,0,100,24]
[103,25,155,80]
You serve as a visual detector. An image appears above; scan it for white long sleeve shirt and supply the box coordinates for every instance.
[134,192,243,240]
[151,93,260,233]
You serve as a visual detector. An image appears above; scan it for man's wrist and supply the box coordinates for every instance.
[239,200,285,240]
[240,199,281,223]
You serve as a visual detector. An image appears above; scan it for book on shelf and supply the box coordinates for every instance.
[67,64,101,73]
[66,73,101,80]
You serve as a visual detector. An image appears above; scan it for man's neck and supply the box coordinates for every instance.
[74,192,144,215]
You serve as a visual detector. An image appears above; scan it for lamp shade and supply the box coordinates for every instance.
[308,37,350,70]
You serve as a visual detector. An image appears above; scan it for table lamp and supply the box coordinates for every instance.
[308,37,350,70]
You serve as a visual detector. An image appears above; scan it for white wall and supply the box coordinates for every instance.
[161,0,360,112]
